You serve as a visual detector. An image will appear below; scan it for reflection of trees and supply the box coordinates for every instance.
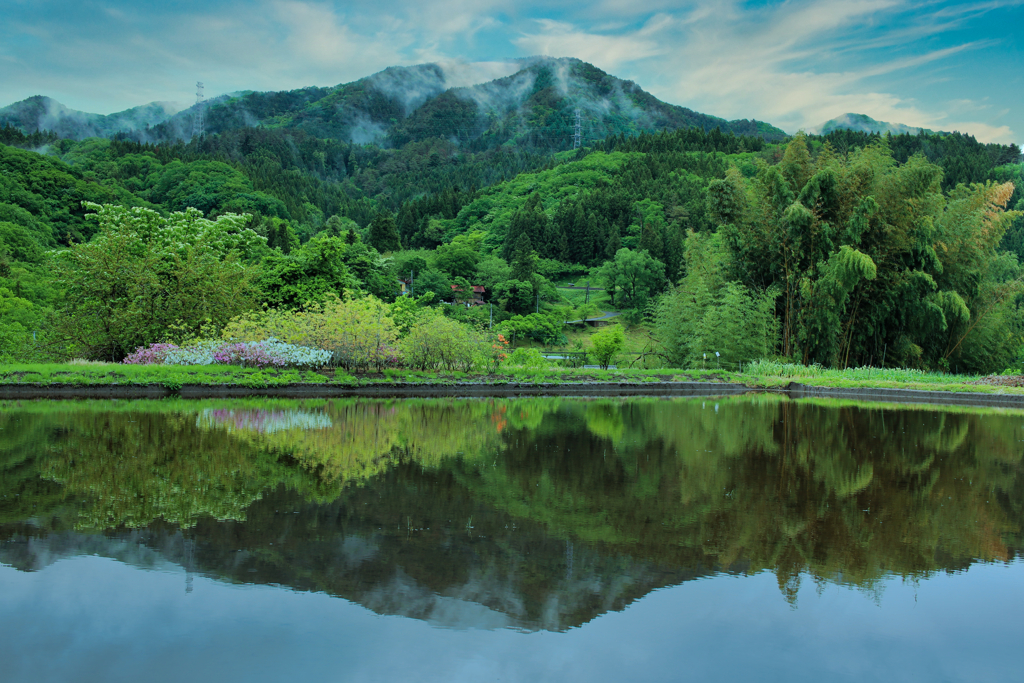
[38,411,293,529]
[201,399,521,491]
[0,408,68,527]
[1,396,1022,611]
[0,398,548,530]
[455,397,1023,600]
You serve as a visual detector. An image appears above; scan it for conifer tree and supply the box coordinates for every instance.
[511,233,537,282]
[639,223,664,261]
[367,211,401,253]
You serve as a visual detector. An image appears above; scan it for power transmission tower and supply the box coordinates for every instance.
[573,108,582,150]
[191,81,205,140]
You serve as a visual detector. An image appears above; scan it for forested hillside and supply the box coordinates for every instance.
[3,58,786,148]
[1,59,1022,374]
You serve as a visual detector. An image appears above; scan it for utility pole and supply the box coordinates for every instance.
[536,290,540,314]
[489,303,493,329]
[573,108,582,150]
[585,281,590,305]
[409,270,414,297]
[191,81,205,140]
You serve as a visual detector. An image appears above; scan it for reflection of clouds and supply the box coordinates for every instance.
[197,409,332,434]
[360,569,519,630]
[339,536,379,568]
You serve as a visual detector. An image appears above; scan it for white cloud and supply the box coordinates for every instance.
[1,0,1020,143]
[508,0,1018,143]
[513,15,670,71]
[271,1,406,71]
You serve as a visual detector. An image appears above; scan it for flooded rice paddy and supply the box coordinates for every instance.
[1,395,1021,682]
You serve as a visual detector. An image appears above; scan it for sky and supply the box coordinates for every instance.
[2,0,1022,143]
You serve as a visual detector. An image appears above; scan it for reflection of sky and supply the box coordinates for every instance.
[1,557,1020,682]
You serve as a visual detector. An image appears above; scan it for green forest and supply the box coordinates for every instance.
[1,110,1022,372]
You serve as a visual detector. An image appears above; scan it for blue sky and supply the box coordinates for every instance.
[2,0,1022,143]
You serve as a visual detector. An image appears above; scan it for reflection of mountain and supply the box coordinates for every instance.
[1,396,1022,627]
[1,476,723,632]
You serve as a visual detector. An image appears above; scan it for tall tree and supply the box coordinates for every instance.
[367,211,401,253]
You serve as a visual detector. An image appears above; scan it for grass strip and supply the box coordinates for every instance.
[1,362,1022,395]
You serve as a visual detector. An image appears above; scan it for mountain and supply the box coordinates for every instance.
[2,58,788,148]
[0,96,186,139]
[818,112,938,137]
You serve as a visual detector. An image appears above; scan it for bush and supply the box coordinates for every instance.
[504,347,548,368]
[122,343,180,365]
[401,315,484,372]
[212,340,332,368]
[222,294,399,371]
[590,324,625,369]
[497,311,566,345]
[122,339,330,369]
[657,275,779,369]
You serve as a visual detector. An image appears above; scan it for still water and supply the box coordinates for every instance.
[1,395,1021,682]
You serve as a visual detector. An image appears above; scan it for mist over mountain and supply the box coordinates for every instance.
[1,58,787,148]
[0,96,185,139]
[817,112,938,137]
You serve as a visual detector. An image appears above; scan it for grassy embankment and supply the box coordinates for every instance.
[1,359,1023,395]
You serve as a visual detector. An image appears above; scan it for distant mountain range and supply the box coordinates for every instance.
[0,57,787,148]
[4,60,987,152]
[816,112,939,137]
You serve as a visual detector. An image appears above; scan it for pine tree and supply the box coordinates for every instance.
[605,223,622,260]
[511,233,537,282]
[367,211,401,253]
[639,223,664,261]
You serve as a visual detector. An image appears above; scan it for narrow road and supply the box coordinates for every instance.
[564,311,622,324]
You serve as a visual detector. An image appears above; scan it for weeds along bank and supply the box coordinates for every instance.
[5,359,1024,400]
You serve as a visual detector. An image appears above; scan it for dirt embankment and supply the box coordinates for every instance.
[4,379,1024,408]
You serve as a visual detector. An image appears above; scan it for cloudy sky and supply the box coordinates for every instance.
[2,0,1022,143]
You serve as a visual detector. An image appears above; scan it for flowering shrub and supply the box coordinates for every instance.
[122,339,330,369]
[122,343,180,365]
[213,339,332,369]
[487,333,509,371]
[164,339,221,365]
[221,294,400,371]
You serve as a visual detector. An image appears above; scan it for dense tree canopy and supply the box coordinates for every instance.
[0,114,1020,370]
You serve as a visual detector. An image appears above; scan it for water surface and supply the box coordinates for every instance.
[1,396,1021,681]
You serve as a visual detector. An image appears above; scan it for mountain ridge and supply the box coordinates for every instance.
[0,58,788,148]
